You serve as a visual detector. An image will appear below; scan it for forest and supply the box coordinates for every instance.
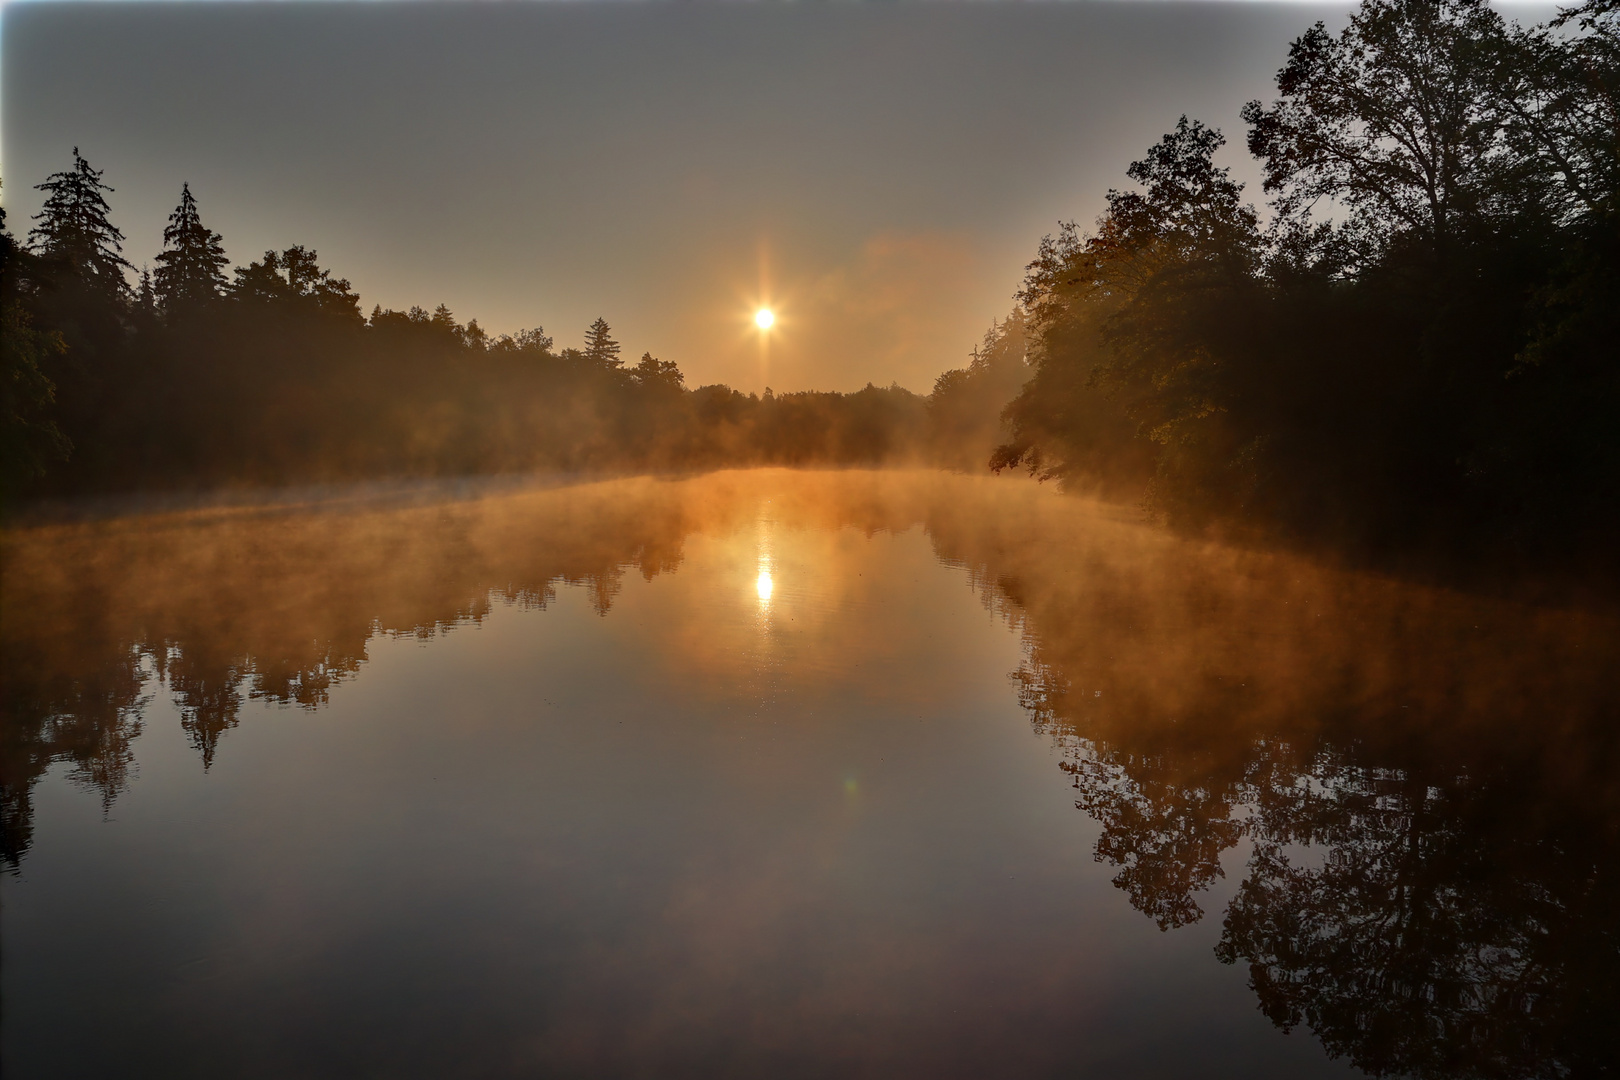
[996,0,1619,565]
[0,180,964,495]
[4,0,1617,568]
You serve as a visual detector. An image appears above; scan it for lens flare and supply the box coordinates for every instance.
[755,308,775,330]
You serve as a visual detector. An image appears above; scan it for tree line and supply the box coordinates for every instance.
[1,163,985,501]
[7,0,1615,569]
[996,0,1618,563]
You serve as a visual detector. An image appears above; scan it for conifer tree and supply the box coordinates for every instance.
[137,267,157,319]
[2,200,71,490]
[583,316,622,369]
[29,148,131,296]
[152,183,228,310]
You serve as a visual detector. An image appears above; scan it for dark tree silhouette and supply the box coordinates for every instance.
[999,117,1260,516]
[1495,0,1620,224]
[631,351,684,389]
[152,183,228,311]
[136,266,156,318]
[231,245,361,321]
[28,148,131,296]
[998,0,1619,559]
[1241,0,1523,259]
[583,316,622,370]
[1,202,71,494]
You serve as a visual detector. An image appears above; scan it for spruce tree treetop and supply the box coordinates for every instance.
[583,316,622,369]
[153,182,229,311]
[29,147,131,296]
[137,267,157,319]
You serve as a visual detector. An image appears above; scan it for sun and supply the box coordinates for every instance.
[755,308,775,330]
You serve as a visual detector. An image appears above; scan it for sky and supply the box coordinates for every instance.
[0,2,1553,393]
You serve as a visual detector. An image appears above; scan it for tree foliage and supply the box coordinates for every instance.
[152,183,229,311]
[28,148,131,297]
[230,245,362,321]
[582,316,622,370]
[0,156,937,499]
[929,310,1033,471]
[1001,0,1620,561]
[1241,0,1528,258]
[631,351,685,390]
[1,205,71,499]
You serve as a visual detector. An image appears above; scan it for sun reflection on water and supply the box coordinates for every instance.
[756,511,775,608]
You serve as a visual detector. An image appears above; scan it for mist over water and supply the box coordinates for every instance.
[6,0,1617,1070]
[3,469,1614,1078]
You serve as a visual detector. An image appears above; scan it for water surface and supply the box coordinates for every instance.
[3,470,1616,1078]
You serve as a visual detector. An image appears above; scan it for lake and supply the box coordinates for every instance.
[3,469,1616,1078]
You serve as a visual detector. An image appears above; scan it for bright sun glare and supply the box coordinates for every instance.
[755,308,775,330]
[757,569,773,601]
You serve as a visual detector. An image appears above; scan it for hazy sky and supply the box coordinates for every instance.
[0,2,1551,392]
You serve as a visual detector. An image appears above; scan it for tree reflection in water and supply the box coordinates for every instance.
[1,476,702,861]
[990,527,1620,1078]
[1026,693,1620,1077]
[2,469,1616,1077]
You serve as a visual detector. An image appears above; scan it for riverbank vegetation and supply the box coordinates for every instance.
[997,0,1619,564]
[4,0,1616,567]
[1,185,936,496]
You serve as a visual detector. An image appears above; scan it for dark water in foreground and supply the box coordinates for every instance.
[3,470,1617,1079]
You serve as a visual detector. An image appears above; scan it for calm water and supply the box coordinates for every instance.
[3,470,1616,1079]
